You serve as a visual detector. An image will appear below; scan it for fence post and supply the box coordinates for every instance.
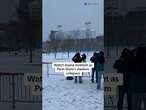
[47,64,49,78]
[12,75,16,108]
[107,47,110,57]
[68,50,69,58]
[0,74,2,101]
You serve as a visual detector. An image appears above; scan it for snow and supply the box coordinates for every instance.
[43,51,104,110]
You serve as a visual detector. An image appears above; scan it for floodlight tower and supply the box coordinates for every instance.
[84,1,98,39]
[85,21,91,39]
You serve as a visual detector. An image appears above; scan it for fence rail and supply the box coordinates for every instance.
[0,73,41,108]
[105,46,135,57]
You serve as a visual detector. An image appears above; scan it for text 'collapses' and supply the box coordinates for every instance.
[52,62,94,77]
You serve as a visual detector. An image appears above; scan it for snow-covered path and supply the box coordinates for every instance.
[43,75,103,110]
[43,52,104,110]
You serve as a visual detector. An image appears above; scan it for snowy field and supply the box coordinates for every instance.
[43,51,104,110]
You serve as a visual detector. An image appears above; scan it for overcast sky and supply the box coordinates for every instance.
[43,0,103,41]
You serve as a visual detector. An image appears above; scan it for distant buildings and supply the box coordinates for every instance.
[43,37,103,52]
[49,29,97,41]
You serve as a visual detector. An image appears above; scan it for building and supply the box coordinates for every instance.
[49,29,97,41]
[105,0,127,16]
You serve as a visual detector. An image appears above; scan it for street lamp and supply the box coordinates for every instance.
[84,22,92,39]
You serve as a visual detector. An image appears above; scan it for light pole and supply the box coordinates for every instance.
[84,21,91,39]
[84,1,98,39]
[84,1,98,51]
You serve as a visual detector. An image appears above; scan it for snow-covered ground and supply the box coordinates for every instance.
[43,51,104,110]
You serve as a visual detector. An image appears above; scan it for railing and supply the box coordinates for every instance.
[0,73,42,108]
[104,95,129,110]
[105,46,135,58]
[44,46,135,59]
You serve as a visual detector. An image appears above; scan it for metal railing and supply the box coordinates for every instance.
[105,46,135,58]
[0,72,42,108]
[104,95,128,110]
